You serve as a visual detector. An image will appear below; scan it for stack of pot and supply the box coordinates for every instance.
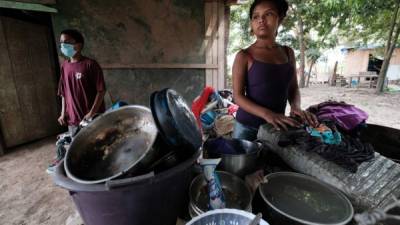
[53,88,202,225]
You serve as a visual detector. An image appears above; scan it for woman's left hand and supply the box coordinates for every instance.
[290,108,319,127]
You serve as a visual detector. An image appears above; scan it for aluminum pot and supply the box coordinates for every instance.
[64,105,159,184]
[186,209,270,225]
[207,138,263,177]
[253,172,354,225]
[188,171,252,218]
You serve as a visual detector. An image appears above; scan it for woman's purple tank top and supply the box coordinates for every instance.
[236,47,294,128]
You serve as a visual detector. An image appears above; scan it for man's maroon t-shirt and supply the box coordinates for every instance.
[58,57,106,126]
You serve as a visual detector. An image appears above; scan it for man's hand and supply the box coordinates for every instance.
[84,111,95,121]
[58,115,66,126]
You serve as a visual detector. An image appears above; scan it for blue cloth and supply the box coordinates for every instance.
[106,101,128,112]
[201,110,217,130]
[306,126,342,145]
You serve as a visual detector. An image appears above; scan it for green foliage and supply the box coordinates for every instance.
[228,0,348,64]
[228,2,254,56]
[342,0,399,46]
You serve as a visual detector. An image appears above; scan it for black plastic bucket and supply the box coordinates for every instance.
[53,150,200,225]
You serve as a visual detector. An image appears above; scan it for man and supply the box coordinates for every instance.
[47,29,106,173]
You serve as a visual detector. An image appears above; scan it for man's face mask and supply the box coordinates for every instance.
[60,43,77,58]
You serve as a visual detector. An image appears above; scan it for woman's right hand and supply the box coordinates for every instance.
[58,114,66,126]
[263,111,301,131]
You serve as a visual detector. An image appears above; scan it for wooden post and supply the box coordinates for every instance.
[330,61,338,86]
[0,130,5,156]
[204,0,227,90]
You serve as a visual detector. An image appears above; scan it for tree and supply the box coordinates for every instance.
[342,0,400,93]
[282,0,349,88]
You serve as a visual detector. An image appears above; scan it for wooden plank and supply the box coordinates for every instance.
[1,16,60,147]
[0,16,27,147]
[5,17,43,143]
[0,128,5,155]
[205,1,216,87]
[29,22,60,135]
[101,63,218,69]
[217,1,226,90]
[211,1,219,89]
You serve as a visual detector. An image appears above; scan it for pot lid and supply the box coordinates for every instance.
[150,88,202,150]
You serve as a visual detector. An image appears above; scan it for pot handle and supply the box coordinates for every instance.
[105,171,155,190]
[53,160,105,192]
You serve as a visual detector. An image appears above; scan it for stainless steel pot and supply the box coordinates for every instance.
[188,171,252,218]
[207,139,263,177]
[64,105,159,184]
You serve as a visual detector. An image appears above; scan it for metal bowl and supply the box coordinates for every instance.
[64,105,159,184]
[186,209,270,225]
[256,172,354,225]
[188,171,252,218]
[207,138,262,177]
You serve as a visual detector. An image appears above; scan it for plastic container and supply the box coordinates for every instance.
[53,150,200,225]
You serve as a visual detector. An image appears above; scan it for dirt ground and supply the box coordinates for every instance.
[0,137,75,225]
[0,85,399,225]
[300,86,400,129]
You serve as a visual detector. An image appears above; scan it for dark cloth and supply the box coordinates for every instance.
[58,57,106,126]
[204,137,247,156]
[307,101,368,131]
[236,47,294,128]
[260,122,375,173]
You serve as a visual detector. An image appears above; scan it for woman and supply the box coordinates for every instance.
[232,0,318,141]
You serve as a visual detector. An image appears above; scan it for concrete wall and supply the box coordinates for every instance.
[52,0,206,106]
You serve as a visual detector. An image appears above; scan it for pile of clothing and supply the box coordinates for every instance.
[260,101,375,173]
[192,86,238,138]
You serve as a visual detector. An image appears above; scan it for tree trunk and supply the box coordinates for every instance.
[306,61,315,87]
[298,17,306,88]
[376,1,400,93]
[330,61,338,86]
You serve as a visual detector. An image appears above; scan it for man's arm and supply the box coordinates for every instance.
[85,90,106,120]
[58,96,66,125]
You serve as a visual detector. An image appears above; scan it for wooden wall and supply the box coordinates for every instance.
[342,48,400,77]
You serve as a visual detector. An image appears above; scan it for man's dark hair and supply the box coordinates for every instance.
[60,29,84,45]
[249,0,289,20]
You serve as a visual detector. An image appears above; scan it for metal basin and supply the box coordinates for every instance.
[187,209,270,225]
[207,138,262,177]
[255,172,354,225]
[188,171,252,218]
[64,105,159,184]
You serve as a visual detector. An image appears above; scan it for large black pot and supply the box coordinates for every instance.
[150,88,202,151]
[64,106,159,184]
[252,172,353,225]
[54,149,200,225]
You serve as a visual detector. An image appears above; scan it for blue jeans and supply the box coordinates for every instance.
[232,121,258,141]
